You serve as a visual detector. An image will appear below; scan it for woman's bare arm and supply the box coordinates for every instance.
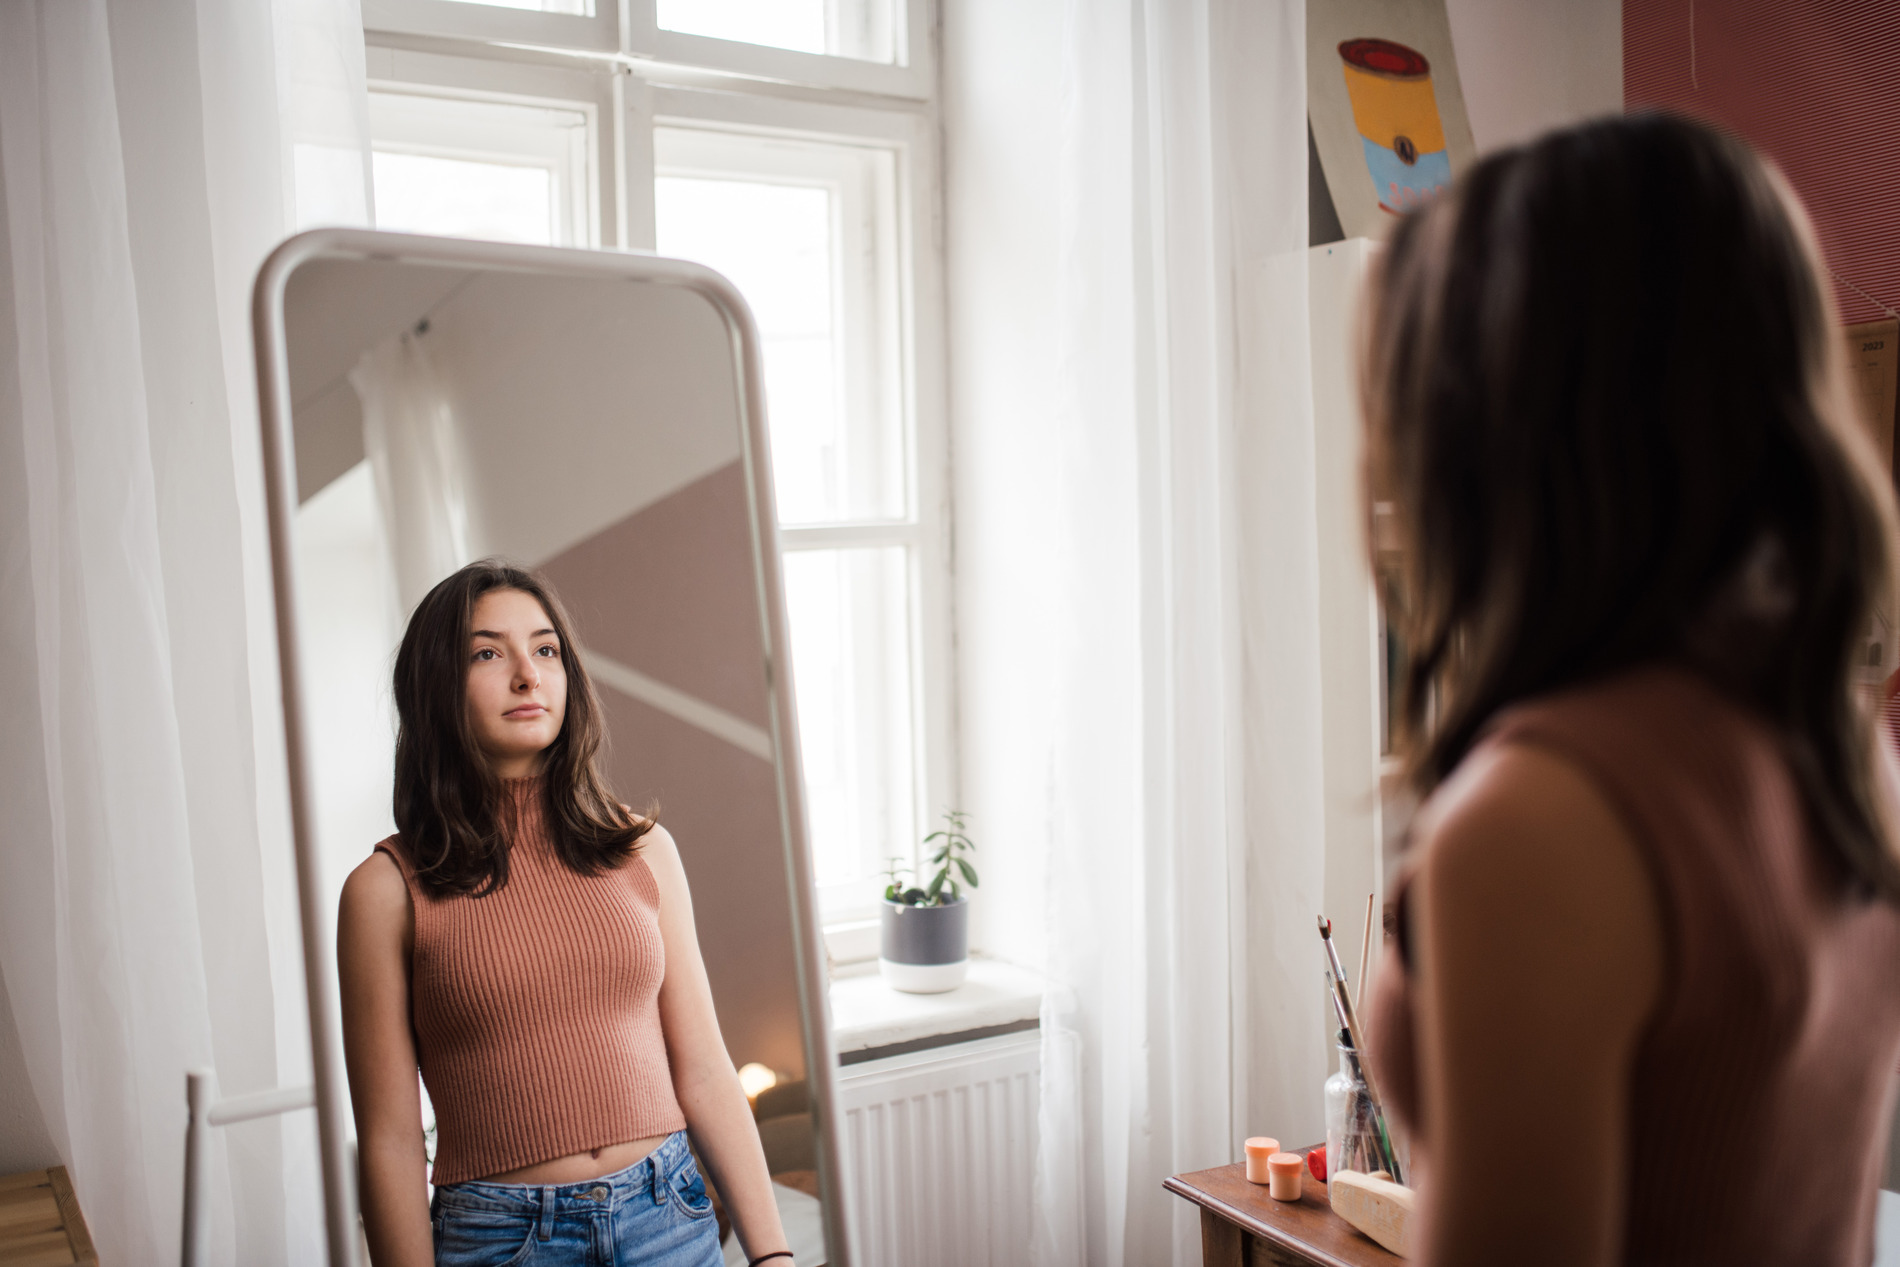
[1410,741,1663,1265]
[338,852,433,1267]
[644,825,792,1263]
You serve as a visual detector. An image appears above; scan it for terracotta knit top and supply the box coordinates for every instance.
[375,778,684,1185]
[1368,666,1900,1265]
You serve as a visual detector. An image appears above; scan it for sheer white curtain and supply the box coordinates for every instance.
[352,330,473,613]
[0,1,369,1262]
[945,1,1323,1263]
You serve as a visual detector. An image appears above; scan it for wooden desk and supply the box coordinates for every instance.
[1165,1158,1400,1267]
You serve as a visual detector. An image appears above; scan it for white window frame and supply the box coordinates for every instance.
[363,0,934,98]
[360,6,954,957]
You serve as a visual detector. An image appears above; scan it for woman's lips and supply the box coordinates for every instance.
[503,704,547,718]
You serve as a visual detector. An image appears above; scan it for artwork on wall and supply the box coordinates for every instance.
[1308,0,1477,240]
[1846,319,1899,479]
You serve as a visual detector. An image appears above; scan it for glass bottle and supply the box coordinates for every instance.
[1324,1033,1387,1182]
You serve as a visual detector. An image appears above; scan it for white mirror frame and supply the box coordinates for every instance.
[251,228,849,1267]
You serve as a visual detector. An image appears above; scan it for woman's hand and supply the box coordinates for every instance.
[1410,741,1663,1265]
[338,851,434,1267]
[643,824,795,1265]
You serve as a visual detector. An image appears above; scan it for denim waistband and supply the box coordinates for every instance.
[432,1130,692,1217]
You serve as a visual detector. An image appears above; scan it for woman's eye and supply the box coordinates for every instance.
[473,648,498,661]
[536,644,560,658]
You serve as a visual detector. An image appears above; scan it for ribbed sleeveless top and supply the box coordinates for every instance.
[1369,665,1900,1265]
[375,778,684,1184]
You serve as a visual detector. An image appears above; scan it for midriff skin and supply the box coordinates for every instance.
[478,1132,673,1185]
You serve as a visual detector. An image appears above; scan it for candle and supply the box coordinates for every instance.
[1267,1152,1305,1201]
[1243,1137,1281,1184]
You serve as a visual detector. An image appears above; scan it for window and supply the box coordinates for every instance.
[359,1,950,944]
[435,0,588,13]
[657,0,898,63]
[368,92,594,246]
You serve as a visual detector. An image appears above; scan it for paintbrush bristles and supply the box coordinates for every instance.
[1319,915,1333,939]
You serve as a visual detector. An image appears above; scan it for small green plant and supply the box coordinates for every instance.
[883,810,978,906]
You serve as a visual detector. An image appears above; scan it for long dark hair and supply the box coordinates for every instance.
[391,559,650,898]
[1364,112,1900,897]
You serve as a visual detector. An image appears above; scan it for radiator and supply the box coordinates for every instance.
[835,1030,1041,1266]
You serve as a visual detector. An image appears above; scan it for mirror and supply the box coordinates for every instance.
[253,229,846,1267]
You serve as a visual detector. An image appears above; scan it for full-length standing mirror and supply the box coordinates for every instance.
[252,229,847,1267]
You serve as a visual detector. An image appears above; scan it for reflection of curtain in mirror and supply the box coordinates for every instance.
[352,330,472,613]
[0,2,368,1265]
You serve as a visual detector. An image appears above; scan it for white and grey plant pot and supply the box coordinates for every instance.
[879,895,969,993]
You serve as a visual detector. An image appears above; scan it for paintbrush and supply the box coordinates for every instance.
[1321,915,1405,1183]
[1355,892,1376,1013]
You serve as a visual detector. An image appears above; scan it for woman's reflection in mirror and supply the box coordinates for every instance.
[337,559,796,1267]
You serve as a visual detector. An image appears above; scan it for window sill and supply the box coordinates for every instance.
[828,956,1045,1063]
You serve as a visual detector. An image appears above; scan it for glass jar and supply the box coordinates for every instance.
[1324,1036,1387,1181]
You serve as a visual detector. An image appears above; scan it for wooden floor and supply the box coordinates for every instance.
[0,1169,95,1267]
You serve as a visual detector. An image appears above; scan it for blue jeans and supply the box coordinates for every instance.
[431,1132,724,1267]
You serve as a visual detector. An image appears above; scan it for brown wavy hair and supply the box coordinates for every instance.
[391,559,650,898]
[1364,113,1900,898]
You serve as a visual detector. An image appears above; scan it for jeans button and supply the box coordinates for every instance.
[589,1186,608,1201]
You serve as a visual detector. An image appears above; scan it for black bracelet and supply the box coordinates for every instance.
[747,1254,794,1267]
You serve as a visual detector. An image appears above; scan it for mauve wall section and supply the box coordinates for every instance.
[541,461,807,1083]
[1624,0,1900,323]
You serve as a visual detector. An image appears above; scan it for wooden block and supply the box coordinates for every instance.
[0,1168,92,1267]
[0,1228,78,1267]
[0,1188,62,1240]
[45,1170,93,1265]
[1328,1169,1417,1257]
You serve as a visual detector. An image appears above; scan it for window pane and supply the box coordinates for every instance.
[372,152,556,245]
[656,168,904,523]
[658,0,896,63]
[781,547,916,899]
[659,0,822,53]
[369,93,591,248]
[433,0,589,11]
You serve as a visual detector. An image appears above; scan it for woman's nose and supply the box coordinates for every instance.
[515,658,539,690]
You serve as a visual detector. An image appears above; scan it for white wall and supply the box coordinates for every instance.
[1446,0,1622,153]
[0,970,57,1172]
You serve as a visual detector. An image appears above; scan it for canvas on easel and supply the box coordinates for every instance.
[1308,0,1477,240]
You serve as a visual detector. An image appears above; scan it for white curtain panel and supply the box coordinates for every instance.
[353,330,473,613]
[0,0,369,1262]
[944,1,1321,1264]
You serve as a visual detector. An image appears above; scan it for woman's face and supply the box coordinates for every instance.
[464,587,568,778]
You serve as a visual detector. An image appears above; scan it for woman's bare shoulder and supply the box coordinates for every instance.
[1417,741,1630,877]
[635,821,680,871]
[1412,737,1662,1008]
[340,846,410,925]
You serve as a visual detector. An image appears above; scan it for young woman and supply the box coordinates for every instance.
[1363,115,1900,1263]
[338,560,796,1267]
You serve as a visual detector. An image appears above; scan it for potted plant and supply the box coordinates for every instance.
[879,811,979,993]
